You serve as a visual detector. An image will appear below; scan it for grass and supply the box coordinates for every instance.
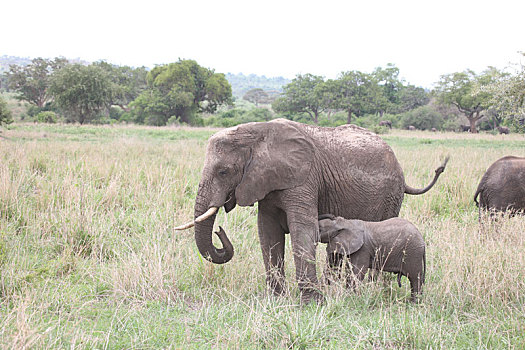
[0,123,524,349]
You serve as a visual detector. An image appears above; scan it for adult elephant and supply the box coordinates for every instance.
[379,120,392,129]
[474,156,525,215]
[176,119,448,303]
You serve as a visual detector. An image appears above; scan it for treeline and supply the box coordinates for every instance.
[226,73,290,99]
[1,56,524,133]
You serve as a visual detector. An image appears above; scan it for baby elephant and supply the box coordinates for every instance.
[319,214,426,301]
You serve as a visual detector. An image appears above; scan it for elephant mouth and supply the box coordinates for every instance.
[224,192,236,213]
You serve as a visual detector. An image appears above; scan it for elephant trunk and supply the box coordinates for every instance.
[194,186,234,264]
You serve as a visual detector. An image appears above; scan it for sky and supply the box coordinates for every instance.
[3,0,524,89]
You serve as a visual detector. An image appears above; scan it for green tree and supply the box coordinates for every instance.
[6,57,68,108]
[333,71,382,124]
[398,85,430,113]
[434,68,503,133]
[94,61,147,111]
[50,64,114,124]
[272,74,328,124]
[477,56,525,130]
[131,60,231,125]
[0,96,13,126]
[372,64,403,115]
[243,88,269,106]
[401,105,444,130]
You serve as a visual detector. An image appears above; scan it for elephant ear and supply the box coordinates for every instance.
[331,219,366,256]
[235,120,314,206]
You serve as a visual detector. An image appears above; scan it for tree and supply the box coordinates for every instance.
[397,85,430,113]
[6,57,68,108]
[372,64,403,115]
[272,74,328,124]
[477,56,525,130]
[401,105,443,130]
[333,71,382,124]
[50,64,115,124]
[94,61,147,111]
[434,68,503,133]
[0,96,13,126]
[131,59,232,125]
[243,88,269,106]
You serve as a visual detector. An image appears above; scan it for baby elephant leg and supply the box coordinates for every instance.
[346,253,368,290]
[408,273,424,302]
[324,252,344,285]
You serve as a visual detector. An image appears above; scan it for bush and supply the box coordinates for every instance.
[400,105,444,130]
[34,111,57,123]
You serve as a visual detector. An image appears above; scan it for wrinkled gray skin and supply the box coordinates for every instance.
[193,119,446,303]
[474,156,525,216]
[319,214,426,301]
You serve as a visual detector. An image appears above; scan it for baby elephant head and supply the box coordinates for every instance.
[318,215,365,256]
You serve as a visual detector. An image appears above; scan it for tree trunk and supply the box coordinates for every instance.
[468,118,477,133]
[347,109,352,124]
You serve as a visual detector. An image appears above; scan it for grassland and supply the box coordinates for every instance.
[0,123,524,349]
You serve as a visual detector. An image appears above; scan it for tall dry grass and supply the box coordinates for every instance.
[0,124,523,348]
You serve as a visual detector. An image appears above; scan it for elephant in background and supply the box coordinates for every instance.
[474,156,525,216]
[497,126,510,134]
[318,214,426,302]
[460,124,471,132]
[175,119,448,303]
[379,120,392,129]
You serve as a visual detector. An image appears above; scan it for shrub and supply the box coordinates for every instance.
[34,111,57,123]
[401,105,444,130]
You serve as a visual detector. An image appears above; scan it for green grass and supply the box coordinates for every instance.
[0,124,524,348]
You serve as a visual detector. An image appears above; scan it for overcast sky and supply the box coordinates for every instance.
[3,0,524,88]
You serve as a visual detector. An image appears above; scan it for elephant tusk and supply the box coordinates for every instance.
[174,207,219,230]
[174,221,195,230]
[195,207,219,223]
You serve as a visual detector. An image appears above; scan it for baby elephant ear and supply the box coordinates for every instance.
[333,219,366,255]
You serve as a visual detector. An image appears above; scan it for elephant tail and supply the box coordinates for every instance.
[422,254,426,286]
[473,187,482,207]
[397,273,402,288]
[405,156,449,195]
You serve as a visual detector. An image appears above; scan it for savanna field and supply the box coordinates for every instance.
[0,123,524,349]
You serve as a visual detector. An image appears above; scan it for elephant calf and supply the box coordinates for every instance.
[319,214,426,301]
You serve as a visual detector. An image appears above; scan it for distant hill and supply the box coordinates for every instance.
[225,73,290,99]
[0,55,32,73]
[1,55,290,99]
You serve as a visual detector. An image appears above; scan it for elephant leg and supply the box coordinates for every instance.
[257,204,286,296]
[287,212,323,304]
[408,272,423,302]
[347,253,368,290]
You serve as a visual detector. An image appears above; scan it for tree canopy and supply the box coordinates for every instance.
[50,64,115,124]
[272,74,329,124]
[6,57,68,107]
[433,68,504,133]
[129,59,232,125]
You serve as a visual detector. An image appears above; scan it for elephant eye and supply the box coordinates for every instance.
[218,168,228,176]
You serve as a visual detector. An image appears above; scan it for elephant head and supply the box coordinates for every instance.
[176,120,314,264]
[319,215,365,256]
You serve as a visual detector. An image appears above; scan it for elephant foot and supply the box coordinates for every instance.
[267,277,287,297]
